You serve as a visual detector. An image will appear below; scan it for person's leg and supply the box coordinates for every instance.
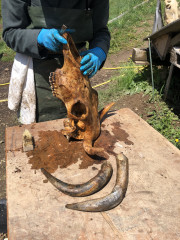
[33,56,67,122]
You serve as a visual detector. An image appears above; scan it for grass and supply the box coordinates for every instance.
[109,0,145,20]
[108,0,180,53]
[97,61,180,149]
[147,103,180,149]
[99,0,180,150]
[98,62,180,149]
[108,0,157,53]
[0,0,15,61]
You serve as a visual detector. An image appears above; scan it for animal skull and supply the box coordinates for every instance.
[49,27,114,155]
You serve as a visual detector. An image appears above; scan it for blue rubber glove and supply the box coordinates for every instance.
[80,47,106,78]
[37,28,74,52]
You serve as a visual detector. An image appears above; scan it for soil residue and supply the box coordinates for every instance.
[27,130,104,173]
[27,122,133,173]
[95,122,133,154]
[111,122,134,145]
[95,130,117,155]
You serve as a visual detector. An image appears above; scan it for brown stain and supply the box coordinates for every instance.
[95,122,133,154]
[112,122,134,145]
[27,130,103,173]
[27,122,133,173]
[95,130,117,155]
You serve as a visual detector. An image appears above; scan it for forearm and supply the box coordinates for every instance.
[2,0,41,58]
[89,0,111,55]
[3,28,41,58]
[89,28,110,56]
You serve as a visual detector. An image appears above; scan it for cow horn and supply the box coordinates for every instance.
[65,153,128,211]
[41,162,113,197]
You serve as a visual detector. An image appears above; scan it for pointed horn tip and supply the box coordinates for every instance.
[105,102,115,109]
[102,161,112,168]
[110,102,115,106]
[65,203,80,211]
[117,153,128,161]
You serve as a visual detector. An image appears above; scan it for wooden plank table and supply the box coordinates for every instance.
[6,108,180,240]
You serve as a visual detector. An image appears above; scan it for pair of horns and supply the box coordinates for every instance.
[42,153,129,212]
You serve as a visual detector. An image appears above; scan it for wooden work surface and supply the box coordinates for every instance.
[6,108,180,240]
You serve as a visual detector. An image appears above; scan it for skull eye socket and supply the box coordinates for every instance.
[71,101,87,118]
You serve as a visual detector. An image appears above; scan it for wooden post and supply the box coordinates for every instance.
[132,48,149,64]
[164,63,174,100]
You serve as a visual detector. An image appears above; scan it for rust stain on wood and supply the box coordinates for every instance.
[27,130,104,173]
[27,122,133,173]
[111,122,134,146]
[95,122,133,155]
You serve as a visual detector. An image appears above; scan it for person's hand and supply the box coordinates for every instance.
[37,28,74,52]
[80,47,106,78]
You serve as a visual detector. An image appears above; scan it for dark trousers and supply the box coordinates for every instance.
[33,56,67,122]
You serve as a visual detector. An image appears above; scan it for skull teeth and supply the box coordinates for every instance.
[50,84,57,91]
[49,72,56,85]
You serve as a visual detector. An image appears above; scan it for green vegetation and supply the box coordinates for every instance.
[0,0,15,61]
[108,0,157,53]
[97,63,180,149]
[109,0,144,20]
[98,64,153,107]
[98,0,180,150]
[147,104,180,149]
[0,36,15,62]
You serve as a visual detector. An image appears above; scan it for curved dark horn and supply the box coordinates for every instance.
[41,162,113,197]
[65,153,128,212]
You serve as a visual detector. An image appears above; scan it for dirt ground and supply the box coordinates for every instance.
[0,49,174,239]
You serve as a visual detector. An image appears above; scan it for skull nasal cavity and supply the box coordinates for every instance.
[71,101,86,117]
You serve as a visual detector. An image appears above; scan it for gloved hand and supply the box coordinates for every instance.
[37,28,74,52]
[80,47,106,78]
